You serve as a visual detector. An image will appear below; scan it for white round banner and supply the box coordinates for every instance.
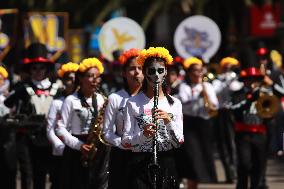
[174,15,221,63]
[99,17,146,61]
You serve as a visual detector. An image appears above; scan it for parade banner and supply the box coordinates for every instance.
[68,29,85,63]
[250,4,280,37]
[174,15,221,63]
[98,17,145,61]
[24,12,68,61]
[0,9,18,61]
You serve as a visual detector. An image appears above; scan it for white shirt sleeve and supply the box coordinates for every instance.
[56,96,84,151]
[205,82,219,109]
[121,101,147,150]
[167,100,184,147]
[46,100,65,155]
[103,95,123,148]
[212,79,225,94]
[177,83,192,103]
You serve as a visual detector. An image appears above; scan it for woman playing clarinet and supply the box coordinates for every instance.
[122,47,184,189]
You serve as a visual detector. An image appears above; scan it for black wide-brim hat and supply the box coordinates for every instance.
[23,43,53,64]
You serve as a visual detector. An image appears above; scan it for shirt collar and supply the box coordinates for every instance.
[32,78,51,89]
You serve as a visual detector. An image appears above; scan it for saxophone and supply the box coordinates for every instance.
[81,94,110,167]
[201,82,218,118]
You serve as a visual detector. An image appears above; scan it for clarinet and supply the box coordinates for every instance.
[149,82,160,189]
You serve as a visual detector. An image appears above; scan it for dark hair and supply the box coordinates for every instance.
[142,57,174,105]
[74,71,85,89]
[167,63,180,75]
[122,56,137,95]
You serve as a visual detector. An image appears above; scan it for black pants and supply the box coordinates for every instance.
[235,132,267,189]
[127,150,179,189]
[0,126,17,189]
[29,143,53,189]
[108,147,132,189]
[214,109,236,182]
[16,134,33,189]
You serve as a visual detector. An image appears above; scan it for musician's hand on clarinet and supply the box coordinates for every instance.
[80,144,93,154]
[154,109,172,125]
[143,123,157,137]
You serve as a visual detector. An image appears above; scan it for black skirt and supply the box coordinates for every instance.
[127,150,179,189]
[108,147,132,189]
[175,115,217,183]
[60,136,110,189]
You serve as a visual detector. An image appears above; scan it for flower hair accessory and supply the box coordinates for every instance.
[183,57,202,69]
[118,48,140,65]
[78,58,104,74]
[0,66,8,79]
[137,47,173,66]
[220,57,239,68]
[57,62,79,78]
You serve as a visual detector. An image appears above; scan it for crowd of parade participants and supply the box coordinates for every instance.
[0,42,284,189]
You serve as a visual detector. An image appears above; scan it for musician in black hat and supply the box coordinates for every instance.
[230,47,281,189]
[4,42,59,189]
[255,46,284,189]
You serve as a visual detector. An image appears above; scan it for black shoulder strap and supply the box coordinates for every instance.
[77,90,98,120]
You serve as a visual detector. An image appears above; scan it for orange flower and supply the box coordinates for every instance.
[57,62,79,78]
[118,48,140,65]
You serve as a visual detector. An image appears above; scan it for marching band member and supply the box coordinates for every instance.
[231,64,267,189]
[103,48,144,189]
[4,43,59,189]
[0,66,15,189]
[211,57,243,183]
[0,65,10,116]
[121,47,184,189]
[56,58,109,189]
[177,57,218,189]
[166,56,183,97]
[255,46,284,189]
[46,62,78,189]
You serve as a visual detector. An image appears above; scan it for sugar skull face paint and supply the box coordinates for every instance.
[145,61,167,84]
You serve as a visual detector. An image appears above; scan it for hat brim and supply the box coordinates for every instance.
[23,57,53,64]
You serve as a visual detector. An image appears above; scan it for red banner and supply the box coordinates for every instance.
[250,4,280,37]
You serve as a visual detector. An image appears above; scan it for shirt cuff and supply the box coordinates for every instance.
[166,121,176,131]
[74,140,84,151]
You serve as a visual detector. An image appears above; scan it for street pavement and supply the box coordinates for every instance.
[199,158,284,189]
[16,157,284,189]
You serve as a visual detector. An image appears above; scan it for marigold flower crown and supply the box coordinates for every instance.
[78,58,104,74]
[57,62,79,78]
[137,47,173,66]
[0,66,8,79]
[118,48,140,65]
[220,57,239,68]
[183,57,203,69]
